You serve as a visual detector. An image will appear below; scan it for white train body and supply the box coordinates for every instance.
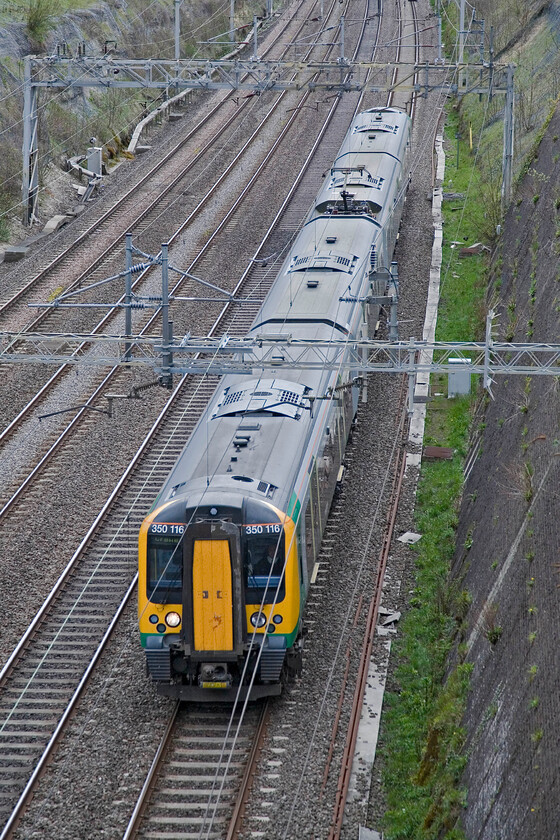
[138,107,411,701]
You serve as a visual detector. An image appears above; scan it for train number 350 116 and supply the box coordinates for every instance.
[244,524,281,535]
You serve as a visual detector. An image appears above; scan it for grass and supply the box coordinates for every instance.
[2,0,93,45]
[444,0,560,179]
[380,107,491,838]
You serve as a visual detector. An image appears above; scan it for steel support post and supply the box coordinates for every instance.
[22,55,39,226]
[483,310,494,393]
[388,267,399,342]
[407,338,416,415]
[174,0,181,60]
[502,64,515,211]
[458,0,465,91]
[230,0,235,44]
[161,243,173,388]
[253,15,258,60]
[124,233,133,362]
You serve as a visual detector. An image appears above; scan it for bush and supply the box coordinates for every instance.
[26,0,60,47]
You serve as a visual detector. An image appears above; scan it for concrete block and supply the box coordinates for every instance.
[168,112,183,121]
[22,232,49,246]
[135,145,152,153]
[359,829,382,840]
[3,245,29,262]
[43,214,70,234]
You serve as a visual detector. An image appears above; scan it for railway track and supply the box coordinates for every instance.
[328,388,409,839]
[0,3,380,829]
[0,0,326,442]
[0,0,431,835]
[123,702,268,840]
[0,1,314,325]
[0,0,420,508]
[0,0,358,515]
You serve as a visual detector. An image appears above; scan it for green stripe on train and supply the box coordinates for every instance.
[287,492,301,521]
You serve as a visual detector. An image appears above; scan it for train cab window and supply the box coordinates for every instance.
[243,535,285,605]
[147,533,183,603]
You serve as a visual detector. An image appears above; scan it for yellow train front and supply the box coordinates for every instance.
[139,493,303,701]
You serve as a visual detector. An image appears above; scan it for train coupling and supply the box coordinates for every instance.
[198,662,232,690]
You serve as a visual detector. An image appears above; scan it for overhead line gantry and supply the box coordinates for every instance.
[22,51,513,224]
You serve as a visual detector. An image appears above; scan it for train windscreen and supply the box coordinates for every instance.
[243,532,285,605]
[147,531,183,603]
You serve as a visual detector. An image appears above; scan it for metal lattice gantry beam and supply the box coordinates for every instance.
[21,52,513,224]
[3,332,560,381]
[25,54,511,96]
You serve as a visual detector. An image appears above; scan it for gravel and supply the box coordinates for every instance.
[3,0,445,836]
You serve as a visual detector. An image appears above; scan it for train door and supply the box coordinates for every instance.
[192,539,233,651]
[182,517,246,658]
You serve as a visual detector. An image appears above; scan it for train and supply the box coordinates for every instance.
[138,106,411,701]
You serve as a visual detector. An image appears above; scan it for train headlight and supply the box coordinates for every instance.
[250,611,267,628]
[272,614,283,624]
[149,614,159,624]
[165,611,181,628]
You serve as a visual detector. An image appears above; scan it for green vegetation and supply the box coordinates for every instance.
[2,0,93,46]
[442,0,560,179]
[530,728,543,744]
[25,0,61,46]
[0,198,11,241]
[379,10,560,827]
[486,626,503,645]
[528,664,538,680]
[381,109,492,838]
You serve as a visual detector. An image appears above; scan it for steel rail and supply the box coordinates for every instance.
[0,575,138,840]
[121,701,181,840]
[224,700,271,840]
[0,4,383,836]
[328,389,409,840]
